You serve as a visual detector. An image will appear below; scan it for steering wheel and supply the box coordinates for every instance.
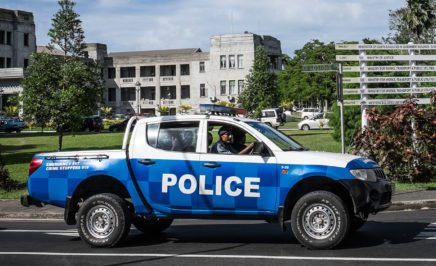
[249,141,265,155]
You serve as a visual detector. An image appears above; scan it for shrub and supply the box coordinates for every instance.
[0,147,23,191]
[352,97,435,182]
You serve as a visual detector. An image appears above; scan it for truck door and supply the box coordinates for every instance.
[198,121,278,215]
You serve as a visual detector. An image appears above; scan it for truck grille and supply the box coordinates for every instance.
[374,168,387,180]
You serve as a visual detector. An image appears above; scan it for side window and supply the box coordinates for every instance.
[207,122,259,155]
[147,121,199,152]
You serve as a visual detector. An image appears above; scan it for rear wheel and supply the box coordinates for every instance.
[77,193,130,247]
[133,217,173,233]
[302,124,310,131]
[290,191,350,249]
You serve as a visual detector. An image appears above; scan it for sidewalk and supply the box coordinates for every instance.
[0,190,435,219]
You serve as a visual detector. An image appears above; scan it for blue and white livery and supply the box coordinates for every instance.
[22,114,392,249]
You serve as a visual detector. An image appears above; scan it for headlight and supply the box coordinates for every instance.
[350,169,378,182]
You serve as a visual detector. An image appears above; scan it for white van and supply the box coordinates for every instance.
[300,108,322,119]
[260,108,283,128]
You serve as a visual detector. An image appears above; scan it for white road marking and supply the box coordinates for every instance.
[0,218,63,222]
[0,252,435,262]
[0,229,77,233]
[414,223,436,240]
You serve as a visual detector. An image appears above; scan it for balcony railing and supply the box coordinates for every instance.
[0,68,24,79]
[160,77,174,82]
[140,99,155,105]
[141,77,154,82]
[121,78,134,83]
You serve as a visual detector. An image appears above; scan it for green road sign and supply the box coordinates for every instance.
[302,64,338,72]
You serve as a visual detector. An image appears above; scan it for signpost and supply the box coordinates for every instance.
[302,63,345,154]
[335,43,435,128]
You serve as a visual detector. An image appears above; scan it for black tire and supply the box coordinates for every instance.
[77,193,131,247]
[290,191,350,249]
[266,122,272,127]
[133,217,173,234]
[303,116,309,120]
[350,216,367,233]
[301,124,310,131]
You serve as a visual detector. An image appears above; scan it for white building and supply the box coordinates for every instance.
[88,32,282,115]
[0,8,36,112]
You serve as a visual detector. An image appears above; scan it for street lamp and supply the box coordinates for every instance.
[135,81,141,115]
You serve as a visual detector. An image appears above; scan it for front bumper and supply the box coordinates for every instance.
[340,178,393,214]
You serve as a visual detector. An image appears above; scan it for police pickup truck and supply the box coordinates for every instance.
[21,111,392,249]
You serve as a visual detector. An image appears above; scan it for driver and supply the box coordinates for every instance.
[213,126,254,155]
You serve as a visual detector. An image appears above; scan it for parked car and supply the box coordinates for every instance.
[300,108,323,120]
[260,108,285,128]
[298,113,330,130]
[82,116,103,132]
[0,117,26,133]
[109,118,136,132]
[113,113,129,120]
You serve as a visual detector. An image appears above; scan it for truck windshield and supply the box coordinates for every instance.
[246,121,305,151]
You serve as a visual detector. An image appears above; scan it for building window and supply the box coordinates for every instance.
[108,88,116,102]
[0,31,4,44]
[6,58,11,68]
[24,59,29,68]
[237,55,243,68]
[107,67,116,79]
[141,87,155,100]
[229,55,235,68]
[6,31,11,45]
[120,67,135,78]
[181,85,190,99]
[220,80,226,95]
[140,66,155,77]
[238,80,244,94]
[0,57,4,68]
[199,61,205,73]
[200,84,207,97]
[160,65,176,76]
[180,64,190,75]
[220,55,226,69]
[161,86,176,99]
[269,55,279,70]
[24,33,29,47]
[121,87,136,101]
[229,80,236,95]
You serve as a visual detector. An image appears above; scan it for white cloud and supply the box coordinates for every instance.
[3,0,404,55]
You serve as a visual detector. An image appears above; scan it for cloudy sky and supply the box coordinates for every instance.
[2,0,405,55]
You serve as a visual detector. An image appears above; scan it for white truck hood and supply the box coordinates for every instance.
[276,151,366,168]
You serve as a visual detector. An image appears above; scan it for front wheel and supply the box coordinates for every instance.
[133,217,173,233]
[77,193,131,247]
[301,124,310,131]
[290,191,350,249]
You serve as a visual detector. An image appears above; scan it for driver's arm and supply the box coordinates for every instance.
[238,142,255,155]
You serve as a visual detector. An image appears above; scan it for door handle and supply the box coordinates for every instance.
[138,159,155,165]
[203,162,221,168]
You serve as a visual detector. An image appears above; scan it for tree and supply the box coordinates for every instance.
[278,40,336,111]
[48,0,86,57]
[239,46,279,118]
[21,0,103,151]
[387,0,436,43]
